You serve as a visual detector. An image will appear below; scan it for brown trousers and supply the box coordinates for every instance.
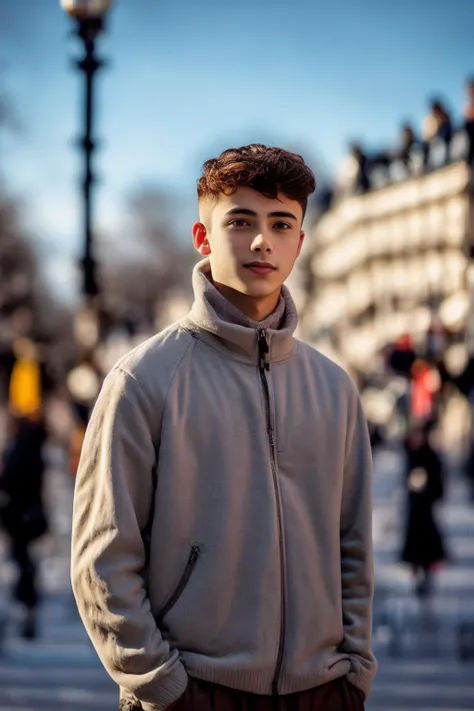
[164,676,364,711]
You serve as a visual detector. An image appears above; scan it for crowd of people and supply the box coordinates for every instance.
[335,77,474,197]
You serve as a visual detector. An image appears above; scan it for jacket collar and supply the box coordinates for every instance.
[182,259,298,364]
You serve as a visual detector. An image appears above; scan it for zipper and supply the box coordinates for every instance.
[257,329,286,696]
[157,545,200,623]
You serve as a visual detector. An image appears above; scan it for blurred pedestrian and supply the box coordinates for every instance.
[397,123,418,174]
[387,334,417,436]
[336,142,371,196]
[463,77,474,166]
[401,425,447,598]
[422,99,453,168]
[388,333,416,378]
[0,413,48,639]
[71,144,376,710]
[368,420,384,450]
[410,358,441,430]
[350,142,371,193]
[454,350,474,499]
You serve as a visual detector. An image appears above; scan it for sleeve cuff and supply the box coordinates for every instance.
[346,657,378,700]
[139,660,189,711]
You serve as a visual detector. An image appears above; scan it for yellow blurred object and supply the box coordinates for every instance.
[9,354,42,420]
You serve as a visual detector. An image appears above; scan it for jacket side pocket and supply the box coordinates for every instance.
[157,545,201,623]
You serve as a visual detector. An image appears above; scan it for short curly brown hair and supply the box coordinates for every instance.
[197,144,316,218]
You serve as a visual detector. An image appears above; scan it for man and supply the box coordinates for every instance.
[422,99,453,168]
[71,144,377,711]
[463,77,474,166]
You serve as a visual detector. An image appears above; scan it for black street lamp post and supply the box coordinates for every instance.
[61,0,113,301]
[77,17,103,299]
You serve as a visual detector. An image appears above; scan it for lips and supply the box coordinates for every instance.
[244,262,276,275]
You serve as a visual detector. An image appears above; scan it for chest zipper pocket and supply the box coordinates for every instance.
[156,545,201,624]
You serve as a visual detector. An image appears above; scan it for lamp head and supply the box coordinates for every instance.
[61,0,114,19]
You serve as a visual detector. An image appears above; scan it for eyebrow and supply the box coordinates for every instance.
[225,207,298,221]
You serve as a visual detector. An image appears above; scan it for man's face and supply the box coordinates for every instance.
[194,187,305,298]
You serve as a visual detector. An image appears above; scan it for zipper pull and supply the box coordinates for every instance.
[257,329,270,371]
[189,546,200,563]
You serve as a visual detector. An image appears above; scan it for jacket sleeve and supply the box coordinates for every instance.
[339,382,378,698]
[71,367,188,711]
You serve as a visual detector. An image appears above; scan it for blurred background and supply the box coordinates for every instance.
[1,0,474,709]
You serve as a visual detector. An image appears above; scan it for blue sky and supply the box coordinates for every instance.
[2,0,474,298]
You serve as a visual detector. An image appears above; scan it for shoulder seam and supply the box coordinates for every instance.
[116,329,195,404]
[163,332,195,403]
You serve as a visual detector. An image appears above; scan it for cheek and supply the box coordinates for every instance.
[280,236,301,261]
[208,234,241,268]
[213,232,244,257]
[275,241,301,278]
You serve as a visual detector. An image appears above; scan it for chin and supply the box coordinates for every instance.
[238,282,279,298]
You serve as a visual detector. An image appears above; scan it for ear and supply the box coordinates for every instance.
[192,222,211,255]
[296,231,305,258]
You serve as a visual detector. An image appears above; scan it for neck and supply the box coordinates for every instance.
[212,280,281,322]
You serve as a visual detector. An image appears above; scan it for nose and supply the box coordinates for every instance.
[250,230,273,254]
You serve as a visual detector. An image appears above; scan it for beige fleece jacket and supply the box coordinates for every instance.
[71,259,377,711]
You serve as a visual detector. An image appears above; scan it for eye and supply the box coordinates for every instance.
[273,222,291,230]
[229,219,250,227]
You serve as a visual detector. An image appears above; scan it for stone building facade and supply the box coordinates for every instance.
[300,161,474,374]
